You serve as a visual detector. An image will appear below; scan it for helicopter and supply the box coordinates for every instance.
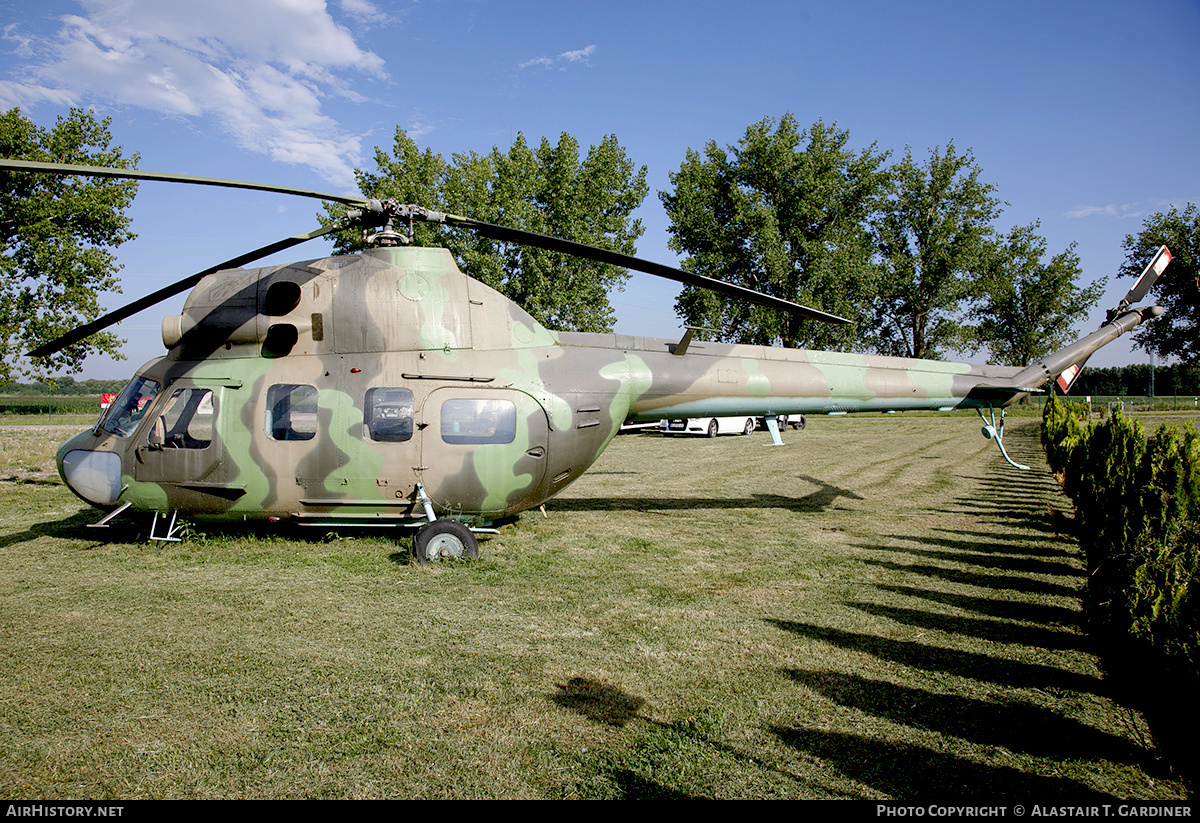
[1,159,1172,564]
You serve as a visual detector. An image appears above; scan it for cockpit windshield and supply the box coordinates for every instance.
[97,376,160,437]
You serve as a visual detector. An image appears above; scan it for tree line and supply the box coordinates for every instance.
[3,107,1197,381]
[0,376,127,395]
[330,115,1109,366]
[1068,363,1200,398]
[662,115,1107,364]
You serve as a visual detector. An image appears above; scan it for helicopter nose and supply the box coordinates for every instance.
[59,449,123,507]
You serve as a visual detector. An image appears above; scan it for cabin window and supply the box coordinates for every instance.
[266,383,317,441]
[148,388,214,449]
[100,376,160,437]
[364,387,414,442]
[440,398,516,445]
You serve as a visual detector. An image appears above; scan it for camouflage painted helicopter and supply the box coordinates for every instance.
[2,159,1171,564]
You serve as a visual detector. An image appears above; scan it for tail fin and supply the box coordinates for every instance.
[1055,359,1087,394]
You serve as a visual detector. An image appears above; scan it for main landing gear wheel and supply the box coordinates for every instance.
[413,519,478,565]
[707,419,719,438]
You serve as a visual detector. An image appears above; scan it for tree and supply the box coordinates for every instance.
[870,143,1003,359]
[0,108,138,382]
[327,129,648,333]
[1120,204,1200,364]
[659,115,890,350]
[969,223,1105,367]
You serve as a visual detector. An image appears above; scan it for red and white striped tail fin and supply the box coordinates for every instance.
[1056,361,1085,394]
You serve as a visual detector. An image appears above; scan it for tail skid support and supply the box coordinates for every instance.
[977,406,1029,471]
[763,414,785,447]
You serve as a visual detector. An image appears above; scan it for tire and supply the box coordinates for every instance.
[412,519,479,565]
[791,414,807,430]
[742,417,754,435]
[706,419,718,438]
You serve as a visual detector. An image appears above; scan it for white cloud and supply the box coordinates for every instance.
[560,45,596,63]
[338,0,394,27]
[0,0,396,187]
[519,44,597,71]
[2,23,36,58]
[1065,203,1145,219]
[405,117,435,140]
[518,56,555,70]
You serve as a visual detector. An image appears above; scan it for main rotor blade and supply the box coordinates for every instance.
[6,160,848,335]
[437,213,851,325]
[0,158,369,207]
[28,225,337,358]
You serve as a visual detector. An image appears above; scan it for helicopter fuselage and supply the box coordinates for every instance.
[56,245,1032,527]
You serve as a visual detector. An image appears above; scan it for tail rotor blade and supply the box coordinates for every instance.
[1120,245,1172,310]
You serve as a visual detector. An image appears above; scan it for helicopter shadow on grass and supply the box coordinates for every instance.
[13,506,440,565]
[549,475,863,515]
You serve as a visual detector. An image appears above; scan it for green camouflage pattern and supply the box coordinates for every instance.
[56,246,1151,527]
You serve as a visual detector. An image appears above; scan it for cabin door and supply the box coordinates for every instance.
[418,386,549,517]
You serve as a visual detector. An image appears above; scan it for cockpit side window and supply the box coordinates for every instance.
[266,384,318,441]
[99,376,160,437]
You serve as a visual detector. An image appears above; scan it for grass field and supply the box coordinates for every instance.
[0,412,1195,800]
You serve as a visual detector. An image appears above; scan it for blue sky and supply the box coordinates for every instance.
[2,0,1197,380]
